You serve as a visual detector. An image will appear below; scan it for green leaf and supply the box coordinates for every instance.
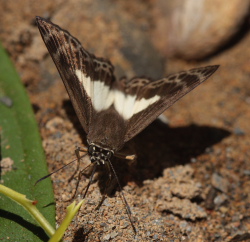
[0,42,55,241]
[0,185,55,237]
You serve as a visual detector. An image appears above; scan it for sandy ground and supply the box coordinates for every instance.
[1,1,250,241]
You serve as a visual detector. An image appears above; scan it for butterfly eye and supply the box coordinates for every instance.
[88,145,95,155]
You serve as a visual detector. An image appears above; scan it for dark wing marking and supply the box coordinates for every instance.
[124,65,219,142]
[36,16,115,133]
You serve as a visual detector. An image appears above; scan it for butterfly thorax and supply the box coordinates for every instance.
[88,144,113,165]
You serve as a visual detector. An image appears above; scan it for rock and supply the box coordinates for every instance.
[211,172,230,193]
[152,0,250,60]
[156,197,207,220]
[205,187,217,209]
[171,182,202,199]
[214,194,228,207]
[234,127,245,136]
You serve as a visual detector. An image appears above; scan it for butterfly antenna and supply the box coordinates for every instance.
[107,159,137,234]
[35,157,79,186]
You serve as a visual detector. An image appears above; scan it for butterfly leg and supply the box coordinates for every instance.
[95,162,113,210]
[67,146,88,182]
[66,161,97,202]
[65,146,89,201]
[64,170,83,202]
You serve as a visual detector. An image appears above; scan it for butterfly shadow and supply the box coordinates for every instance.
[130,119,231,185]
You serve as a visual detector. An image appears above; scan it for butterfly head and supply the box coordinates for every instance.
[88,144,114,165]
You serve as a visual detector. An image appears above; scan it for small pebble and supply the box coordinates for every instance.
[110,231,118,239]
[211,173,230,193]
[219,206,228,214]
[180,221,188,228]
[234,127,245,136]
[243,170,250,176]
[102,234,111,240]
[214,194,228,206]
[153,234,158,239]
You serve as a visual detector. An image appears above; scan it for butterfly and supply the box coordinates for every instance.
[36,16,219,232]
[36,16,218,168]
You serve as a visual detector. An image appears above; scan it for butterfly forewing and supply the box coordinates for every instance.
[36,17,116,134]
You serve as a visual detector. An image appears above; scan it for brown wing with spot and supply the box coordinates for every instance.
[124,65,219,142]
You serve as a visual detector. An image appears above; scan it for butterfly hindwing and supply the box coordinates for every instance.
[123,65,219,141]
